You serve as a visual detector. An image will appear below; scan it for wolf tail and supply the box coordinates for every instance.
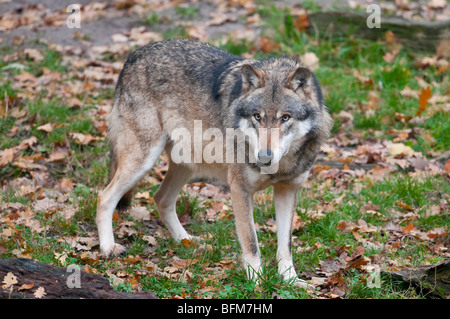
[107,144,134,212]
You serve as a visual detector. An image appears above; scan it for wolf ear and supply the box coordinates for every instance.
[241,64,264,91]
[287,66,311,91]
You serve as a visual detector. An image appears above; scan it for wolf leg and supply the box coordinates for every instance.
[274,182,315,290]
[230,182,262,281]
[274,182,300,281]
[154,162,194,242]
[96,136,166,257]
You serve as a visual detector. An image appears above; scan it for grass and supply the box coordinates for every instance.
[0,3,448,299]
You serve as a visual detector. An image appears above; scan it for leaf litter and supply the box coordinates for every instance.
[0,0,449,299]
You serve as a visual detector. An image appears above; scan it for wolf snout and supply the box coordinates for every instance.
[258,149,273,166]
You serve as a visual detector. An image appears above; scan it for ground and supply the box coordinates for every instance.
[0,0,449,299]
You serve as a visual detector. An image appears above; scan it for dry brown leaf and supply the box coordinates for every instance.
[47,147,68,162]
[444,160,450,173]
[143,235,158,246]
[417,86,432,116]
[336,220,358,233]
[23,48,44,62]
[181,238,195,249]
[301,52,319,71]
[34,286,46,299]
[387,143,414,157]
[111,33,128,43]
[2,272,18,288]
[17,136,37,150]
[187,26,207,42]
[293,13,309,32]
[123,255,142,265]
[0,147,15,167]
[385,31,397,44]
[18,283,34,291]
[208,12,236,26]
[259,37,280,53]
[70,132,100,145]
[59,178,74,192]
[400,86,419,98]
[428,0,447,9]
[383,48,400,63]
[129,206,150,220]
[36,123,53,133]
[396,201,415,212]
[401,223,415,234]
[435,39,449,59]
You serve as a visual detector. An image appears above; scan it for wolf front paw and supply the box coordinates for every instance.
[101,243,127,258]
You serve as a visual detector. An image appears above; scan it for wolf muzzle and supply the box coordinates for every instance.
[258,149,273,166]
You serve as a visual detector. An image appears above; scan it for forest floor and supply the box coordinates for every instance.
[0,0,449,299]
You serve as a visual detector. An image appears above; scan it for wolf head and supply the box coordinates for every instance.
[228,58,331,169]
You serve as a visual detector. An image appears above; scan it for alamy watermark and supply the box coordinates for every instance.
[366,4,381,28]
[366,265,381,288]
[66,264,81,288]
[170,120,281,174]
[66,4,81,29]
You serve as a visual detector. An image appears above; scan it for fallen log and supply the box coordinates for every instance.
[383,260,450,298]
[301,11,450,52]
[0,258,157,299]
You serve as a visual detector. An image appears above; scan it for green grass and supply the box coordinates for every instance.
[174,5,200,20]
[1,3,448,300]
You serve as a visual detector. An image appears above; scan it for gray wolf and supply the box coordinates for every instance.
[96,39,332,286]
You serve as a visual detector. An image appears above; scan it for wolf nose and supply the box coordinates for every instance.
[258,149,273,165]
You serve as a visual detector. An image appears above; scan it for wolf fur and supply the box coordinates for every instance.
[96,39,332,286]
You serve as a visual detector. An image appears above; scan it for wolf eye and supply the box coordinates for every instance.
[254,113,261,121]
[281,114,291,122]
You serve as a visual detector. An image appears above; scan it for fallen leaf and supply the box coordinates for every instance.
[34,286,46,299]
[143,235,158,246]
[123,255,142,265]
[444,160,450,173]
[36,123,53,133]
[400,86,419,98]
[293,13,309,32]
[47,147,69,162]
[259,37,280,53]
[383,48,399,63]
[428,0,447,9]
[2,272,18,288]
[187,26,207,42]
[349,245,365,261]
[301,52,319,71]
[17,136,37,150]
[385,30,397,44]
[129,206,150,220]
[435,39,449,59]
[23,48,44,62]
[111,33,129,43]
[70,132,100,145]
[319,259,346,274]
[181,238,195,249]
[396,201,415,212]
[0,147,15,167]
[208,12,235,26]
[18,283,34,291]
[59,178,74,192]
[336,220,358,233]
[401,223,415,234]
[387,143,414,157]
[417,86,432,116]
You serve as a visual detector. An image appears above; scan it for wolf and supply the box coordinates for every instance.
[96,39,332,286]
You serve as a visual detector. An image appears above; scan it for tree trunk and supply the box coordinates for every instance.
[0,258,157,299]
